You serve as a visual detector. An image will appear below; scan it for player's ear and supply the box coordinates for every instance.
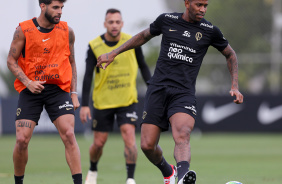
[104,21,107,29]
[40,3,46,11]
[184,0,190,8]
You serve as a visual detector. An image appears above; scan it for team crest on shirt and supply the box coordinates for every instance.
[195,32,203,41]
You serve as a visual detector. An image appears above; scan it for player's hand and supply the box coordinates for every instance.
[70,93,80,110]
[27,81,46,94]
[79,106,92,123]
[229,89,243,104]
[96,52,116,70]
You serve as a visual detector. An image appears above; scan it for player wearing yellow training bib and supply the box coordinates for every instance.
[80,9,151,184]
[89,32,139,110]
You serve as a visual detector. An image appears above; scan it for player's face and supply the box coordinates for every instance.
[104,13,123,38]
[43,1,64,24]
[186,0,208,22]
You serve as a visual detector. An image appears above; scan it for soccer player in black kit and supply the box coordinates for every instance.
[97,0,244,184]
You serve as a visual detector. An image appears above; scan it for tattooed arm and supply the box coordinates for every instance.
[7,26,28,85]
[97,28,154,69]
[7,26,45,93]
[69,26,80,110]
[221,44,243,104]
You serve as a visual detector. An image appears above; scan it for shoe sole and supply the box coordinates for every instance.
[183,170,196,184]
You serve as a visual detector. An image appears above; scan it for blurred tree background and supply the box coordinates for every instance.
[141,0,281,95]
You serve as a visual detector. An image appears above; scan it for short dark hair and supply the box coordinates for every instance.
[106,8,121,16]
[39,0,67,5]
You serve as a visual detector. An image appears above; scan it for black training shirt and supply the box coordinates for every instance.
[149,13,228,95]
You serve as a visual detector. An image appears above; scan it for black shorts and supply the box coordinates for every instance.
[16,84,75,124]
[141,85,197,131]
[92,103,138,132]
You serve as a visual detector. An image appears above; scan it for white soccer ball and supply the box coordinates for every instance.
[226,181,242,184]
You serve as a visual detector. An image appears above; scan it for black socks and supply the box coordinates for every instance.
[72,173,82,184]
[177,161,190,181]
[126,163,136,179]
[90,161,98,171]
[14,175,24,184]
[155,157,173,177]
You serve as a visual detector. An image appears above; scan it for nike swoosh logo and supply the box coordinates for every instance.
[169,28,177,31]
[257,102,282,125]
[42,38,50,42]
[202,102,243,124]
[66,108,73,111]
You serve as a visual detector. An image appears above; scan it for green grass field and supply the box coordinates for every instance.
[0,133,281,184]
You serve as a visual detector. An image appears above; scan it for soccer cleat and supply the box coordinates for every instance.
[164,165,177,184]
[126,178,136,184]
[85,170,97,184]
[178,170,196,184]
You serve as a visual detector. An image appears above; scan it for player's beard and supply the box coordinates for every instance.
[108,30,120,39]
[45,11,60,24]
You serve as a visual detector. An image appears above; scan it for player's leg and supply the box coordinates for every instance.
[90,130,109,166]
[13,119,36,183]
[170,113,196,184]
[141,85,177,184]
[13,88,43,184]
[140,123,162,164]
[168,89,197,184]
[141,124,177,184]
[45,85,82,184]
[53,114,82,183]
[85,131,108,184]
[116,104,138,184]
[86,107,114,184]
[120,124,137,184]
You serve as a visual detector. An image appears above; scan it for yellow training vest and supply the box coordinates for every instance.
[89,32,138,110]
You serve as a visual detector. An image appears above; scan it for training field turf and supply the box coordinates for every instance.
[0,133,281,184]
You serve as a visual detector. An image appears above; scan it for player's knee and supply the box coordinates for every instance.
[16,136,29,150]
[123,133,136,147]
[93,139,106,149]
[173,128,192,144]
[140,141,155,154]
[64,130,76,145]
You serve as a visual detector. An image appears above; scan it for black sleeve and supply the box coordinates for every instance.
[81,44,97,106]
[150,13,164,36]
[135,47,151,85]
[211,26,229,51]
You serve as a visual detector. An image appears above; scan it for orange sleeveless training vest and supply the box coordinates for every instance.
[14,19,72,93]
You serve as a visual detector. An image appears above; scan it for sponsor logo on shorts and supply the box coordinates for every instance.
[142,111,147,120]
[66,108,73,111]
[17,108,21,116]
[184,105,197,115]
[126,111,138,121]
[59,101,74,109]
[92,119,98,128]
